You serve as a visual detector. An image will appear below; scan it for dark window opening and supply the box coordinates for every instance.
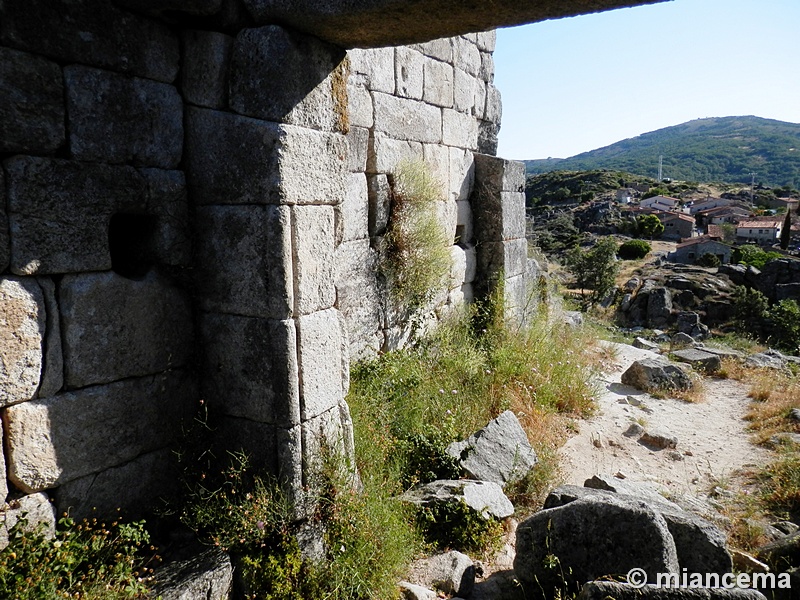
[108,213,157,279]
[455,224,466,245]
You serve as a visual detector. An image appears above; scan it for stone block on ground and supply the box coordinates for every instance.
[672,348,721,373]
[514,495,679,597]
[59,271,193,388]
[0,47,64,154]
[0,492,56,550]
[229,25,347,133]
[407,550,475,597]
[446,410,537,487]
[180,29,234,109]
[401,479,514,520]
[399,582,437,600]
[149,547,233,600]
[65,65,183,168]
[0,277,45,407]
[193,204,293,319]
[200,313,300,426]
[5,372,194,493]
[639,427,679,450]
[633,337,661,352]
[621,358,693,393]
[5,156,145,275]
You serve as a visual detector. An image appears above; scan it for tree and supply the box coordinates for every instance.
[781,210,792,250]
[637,214,665,239]
[564,237,619,305]
[618,240,651,260]
[719,223,737,244]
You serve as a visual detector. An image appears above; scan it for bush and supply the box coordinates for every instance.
[769,299,800,354]
[383,160,452,311]
[636,214,664,239]
[697,252,721,267]
[564,237,619,304]
[617,240,651,260]
[732,245,781,270]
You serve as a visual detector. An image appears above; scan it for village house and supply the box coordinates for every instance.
[689,196,731,215]
[669,235,732,265]
[640,194,680,212]
[736,219,783,244]
[658,211,696,240]
[695,204,751,227]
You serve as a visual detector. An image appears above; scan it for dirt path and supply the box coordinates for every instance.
[559,342,771,498]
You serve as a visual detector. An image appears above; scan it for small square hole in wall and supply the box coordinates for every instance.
[108,213,157,279]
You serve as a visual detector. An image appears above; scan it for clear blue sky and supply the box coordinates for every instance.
[494,0,800,160]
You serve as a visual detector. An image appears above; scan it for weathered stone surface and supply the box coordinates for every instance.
[672,332,696,347]
[745,352,787,370]
[0,170,7,273]
[395,46,424,100]
[515,495,679,596]
[186,108,347,205]
[149,547,233,600]
[240,0,665,48]
[408,550,475,597]
[59,271,192,388]
[423,57,454,108]
[621,358,693,392]
[633,337,661,351]
[0,277,45,407]
[292,205,336,315]
[422,142,451,188]
[0,492,56,550]
[0,0,179,82]
[453,36,481,76]
[456,201,474,245]
[367,173,392,236]
[399,582,437,600]
[151,548,233,600]
[335,239,383,360]
[347,82,373,129]
[647,287,673,329]
[367,131,423,174]
[348,47,395,94]
[453,68,476,114]
[340,174,369,242]
[442,108,478,149]
[200,313,300,426]
[449,147,475,202]
[180,29,233,109]
[5,372,194,492]
[446,411,538,487]
[672,348,721,373]
[373,92,443,144]
[54,448,179,519]
[229,25,347,133]
[215,417,279,476]
[478,239,528,281]
[579,581,767,600]
[347,126,369,173]
[5,156,145,275]
[65,66,182,168]
[140,168,193,267]
[402,479,514,520]
[36,277,63,398]
[639,428,679,450]
[194,204,293,319]
[0,47,64,154]
[297,308,347,420]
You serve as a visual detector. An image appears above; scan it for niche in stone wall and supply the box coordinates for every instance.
[108,213,157,279]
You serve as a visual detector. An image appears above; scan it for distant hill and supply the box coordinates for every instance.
[524,116,800,188]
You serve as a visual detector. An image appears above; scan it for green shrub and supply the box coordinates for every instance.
[761,451,800,516]
[617,239,651,260]
[0,514,152,600]
[732,245,781,270]
[416,500,504,553]
[769,299,800,354]
[564,237,619,304]
[383,160,452,310]
[697,252,721,267]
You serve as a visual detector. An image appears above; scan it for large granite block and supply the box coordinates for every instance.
[340,174,369,242]
[347,47,395,94]
[36,277,63,398]
[0,277,46,407]
[292,205,336,315]
[415,38,453,62]
[230,25,348,133]
[442,108,478,150]
[453,36,481,76]
[478,238,527,280]
[65,66,183,168]
[186,107,347,205]
[214,417,278,476]
[181,30,233,109]
[194,204,293,319]
[200,313,300,426]
[301,402,355,481]
[373,92,442,144]
[334,239,382,360]
[140,168,192,267]
[296,308,347,420]
[5,156,145,275]
[59,271,193,389]
[0,492,56,550]
[367,131,422,174]
[449,146,474,202]
[0,0,179,83]
[422,56,454,108]
[422,143,450,191]
[485,84,502,125]
[0,47,64,154]
[367,173,391,236]
[347,82,373,128]
[453,68,477,114]
[476,30,497,52]
[395,46,424,100]
[5,372,194,493]
[347,125,369,173]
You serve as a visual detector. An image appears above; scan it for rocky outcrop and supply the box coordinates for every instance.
[621,358,693,392]
[401,479,514,520]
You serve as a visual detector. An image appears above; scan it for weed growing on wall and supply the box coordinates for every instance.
[383,159,452,311]
[0,513,154,599]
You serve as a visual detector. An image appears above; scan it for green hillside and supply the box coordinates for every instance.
[524,116,800,188]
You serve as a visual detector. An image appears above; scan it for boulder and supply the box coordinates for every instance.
[514,494,679,597]
[633,337,661,352]
[401,479,514,520]
[579,581,767,600]
[647,287,673,329]
[399,582,437,600]
[407,550,475,597]
[0,492,57,550]
[671,332,696,347]
[676,311,710,340]
[149,547,233,600]
[672,349,721,373]
[621,358,693,393]
[746,352,787,370]
[446,410,538,487]
[639,428,679,450]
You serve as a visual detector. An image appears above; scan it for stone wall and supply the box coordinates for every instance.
[0,0,530,528]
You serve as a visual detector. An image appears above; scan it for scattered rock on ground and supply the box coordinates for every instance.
[671,332,695,347]
[446,410,538,488]
[672,348,721,373]
[731,549,769,573]
[633,337,661,352]
[150,547,233,600]
[621,358,693,393]
[578,580,767,600]
[745,351,787,370]
[407,550,475,597]
[401,479,514,520]
[399,581,437,600]
[639,427,679,450]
